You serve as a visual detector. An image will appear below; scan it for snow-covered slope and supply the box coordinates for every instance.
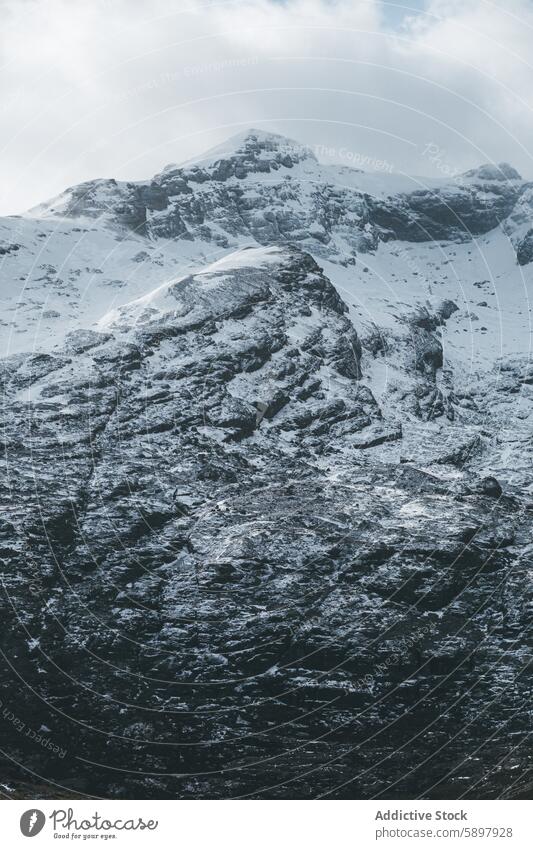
[3,129,530,368]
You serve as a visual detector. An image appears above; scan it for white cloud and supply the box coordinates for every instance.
[1,0,533,214]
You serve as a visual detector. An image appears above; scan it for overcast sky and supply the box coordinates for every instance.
[2,0,533,215]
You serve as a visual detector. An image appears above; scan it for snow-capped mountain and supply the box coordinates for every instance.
[1,129,532,800]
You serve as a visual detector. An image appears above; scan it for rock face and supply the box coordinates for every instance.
[1,130,532,800]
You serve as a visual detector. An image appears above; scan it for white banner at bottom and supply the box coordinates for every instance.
[1,799,531,848]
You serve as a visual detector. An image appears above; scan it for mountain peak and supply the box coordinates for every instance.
[161,127,317,175]
[462,162,522,182]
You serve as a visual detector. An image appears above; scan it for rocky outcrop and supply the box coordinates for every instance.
[31,130,531,264]
[367,169,523,243]
[2,131,533,800]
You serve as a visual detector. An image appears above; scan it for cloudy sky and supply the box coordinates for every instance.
[2,0,533,214]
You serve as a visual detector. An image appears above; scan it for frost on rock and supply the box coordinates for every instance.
[0,130,532,800]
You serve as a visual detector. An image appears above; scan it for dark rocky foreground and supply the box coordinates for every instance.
[1,245,532,799]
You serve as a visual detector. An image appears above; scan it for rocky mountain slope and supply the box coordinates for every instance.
[0,130,532,799]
